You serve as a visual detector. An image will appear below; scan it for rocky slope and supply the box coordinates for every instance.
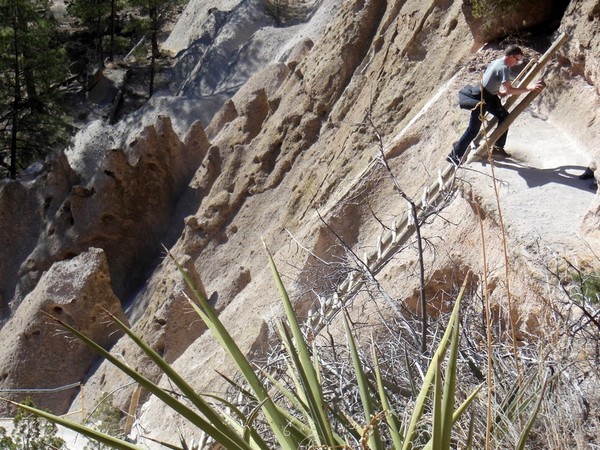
[1,0,599,447]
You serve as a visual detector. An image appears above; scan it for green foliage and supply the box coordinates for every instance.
[67,0,111,34]
[84,393,125,450]
[571,269,600,304]
[0,399,65,450]
[67,0,112,63]
[264,0,290,26]
[102,35,129,54]
[123,0,185,48]
[124,0,184,95]
[470,0,525,19]
[0,0,70,178]
[12,250,481,450]
[0,427,14,449]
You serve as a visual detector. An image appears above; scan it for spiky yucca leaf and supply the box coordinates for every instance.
[174,256,299,449]
[276,320,346,447]
[372,344,403,450]
[142,434,185,450]
[440,296,461,450]
[274,322,315,414]
[492,364,547,443]
[255,366,317,438]
[516,371,553,450]
[432,354,444,448]
[421,384,483,450]
[197,390,270,449]
[401,277,468,450]
[452,384,483,423]
[96,308,262,450]
[344,315,383,449]
[265,244,337,446]
[47,314,253,450]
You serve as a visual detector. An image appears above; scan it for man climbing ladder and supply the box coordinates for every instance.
[447,45,546,165]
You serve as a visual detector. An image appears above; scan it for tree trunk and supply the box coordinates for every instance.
[110,0,115,61]
[148,4,158,97]
[16,7,41,113]
[10,0,21,179]
[97,31,105,67]
[149,48,155,97]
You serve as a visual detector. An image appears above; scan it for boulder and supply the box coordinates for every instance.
[0,248,126,414]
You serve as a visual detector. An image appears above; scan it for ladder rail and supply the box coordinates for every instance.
[307,33,568,334]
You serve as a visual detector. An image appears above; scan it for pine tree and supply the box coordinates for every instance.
[0,399,65,449]
[127,0,181,97]
[67,0,112,64]
[0,0,70,179]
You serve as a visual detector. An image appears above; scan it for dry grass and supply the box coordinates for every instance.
[247,264,600,449]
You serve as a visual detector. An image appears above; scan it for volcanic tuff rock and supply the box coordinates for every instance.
[541,0,600,158]
[4,116,208,306]
[0,0,600,447]
[0,248,125,414]
[0,116,207,416]
[0,153,77,317]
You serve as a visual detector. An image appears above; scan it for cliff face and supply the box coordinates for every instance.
[1,0,599,446]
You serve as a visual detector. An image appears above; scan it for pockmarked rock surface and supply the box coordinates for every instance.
[130,1,600,443]
[0,153,77,317]
[0,0,599,447]
[5,116,208,308]
[0,248,126,414]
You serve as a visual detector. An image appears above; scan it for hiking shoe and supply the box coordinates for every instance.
[579,167,595,180]
[446,152,461,166]
[492,146,511,158]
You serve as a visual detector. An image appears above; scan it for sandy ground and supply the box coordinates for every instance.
[464,108,597,256]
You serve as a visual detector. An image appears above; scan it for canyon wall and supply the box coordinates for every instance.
[1,0,599,446]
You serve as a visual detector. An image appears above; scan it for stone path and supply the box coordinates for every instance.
[467,109,596,254]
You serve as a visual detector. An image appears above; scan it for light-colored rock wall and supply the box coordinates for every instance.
[1,0,599,447]
[7,117,208,305]
[0,248,125,414]
[107,0,597,444]
[539,1,600,238]
[0,117,208,415]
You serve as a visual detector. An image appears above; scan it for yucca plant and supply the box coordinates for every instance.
[4,247,479,449]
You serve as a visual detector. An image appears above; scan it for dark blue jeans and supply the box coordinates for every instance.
[452,90,509,160]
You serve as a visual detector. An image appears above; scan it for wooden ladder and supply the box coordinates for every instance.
[306,33,568,332]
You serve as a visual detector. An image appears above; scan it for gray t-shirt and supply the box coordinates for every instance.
[482,58,511,95]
